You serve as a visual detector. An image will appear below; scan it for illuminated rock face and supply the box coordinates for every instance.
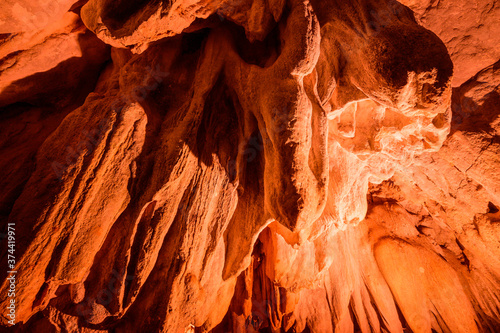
[0,0,498,332]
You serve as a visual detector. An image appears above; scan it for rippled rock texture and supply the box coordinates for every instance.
[0,0,499,332]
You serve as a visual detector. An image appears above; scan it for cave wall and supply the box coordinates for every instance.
[0,0,499,332]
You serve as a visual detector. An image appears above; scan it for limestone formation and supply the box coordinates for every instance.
[0,0,499,332]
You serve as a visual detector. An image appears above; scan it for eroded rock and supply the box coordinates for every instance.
[0,0,499,332]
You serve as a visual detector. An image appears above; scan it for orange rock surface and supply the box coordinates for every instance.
[0,0,499,332]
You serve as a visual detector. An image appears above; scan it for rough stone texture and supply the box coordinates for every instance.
[399,0,500,87]
[0,0,499,332]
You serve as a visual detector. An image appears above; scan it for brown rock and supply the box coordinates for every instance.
[0,0,499,332]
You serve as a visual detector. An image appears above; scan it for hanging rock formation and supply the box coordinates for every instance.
[0,0,499,332]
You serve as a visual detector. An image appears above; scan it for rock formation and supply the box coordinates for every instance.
[0,0,499,332]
